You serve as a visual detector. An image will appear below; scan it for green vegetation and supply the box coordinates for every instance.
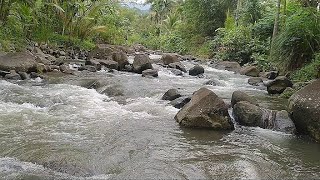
[1,0,320,82]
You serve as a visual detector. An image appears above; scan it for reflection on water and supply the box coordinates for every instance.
[0,61,319,179]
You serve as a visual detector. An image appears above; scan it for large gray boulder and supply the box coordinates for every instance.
[248,77,263,86]
[161,53,179,65]
[175,88,234,130]
[133,54,153,73]
[273,110,296,134]
[289,79,320,141]
[240,66,259,77]
[189,65,204,76]
[231,91,258,107]
[266,76,293,94]
[0,51,37,72]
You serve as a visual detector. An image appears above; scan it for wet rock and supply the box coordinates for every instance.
[78,65,97,72]
[240,66,259,77]
[112,51,129,70]
[18,72,30,80]
[175,88,233,130]
[124,64,134,72]
[142,69,158,77]
[168,62,187,73]
[0,70,10,77]
[266,76,293,94]
[214,61,241,73]
[288,79,320,141]
[260,71,278,80]
[233,101,263,127]
[161,53,179,65]
[189,65,204,76]
[97,59,119,70]
[0,51,37,72]
[89,44,114,59]
[248,77,263,86]
[162,89,182,101]
[231,91,258,107]
[273,110,296,134]
[170,96,191,109]
[133,54,153,73]
[85,59,102,70]
[59,64,70,73]
[5,70,21,80]
[205,79,219,86]
[169,68,183,76]
[30,72,44,79]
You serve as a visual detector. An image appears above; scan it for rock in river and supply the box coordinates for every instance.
[175,88,234,130]
[162,89,182,101]
[189,65,204,76]
[133,54,153,73]
[0,51,37,72]
[266,76,293,94]
[231,91,258,108]
[289,79,320,141]
[240,66,259,77]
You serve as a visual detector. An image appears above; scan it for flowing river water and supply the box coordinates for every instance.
[0,56,319,179]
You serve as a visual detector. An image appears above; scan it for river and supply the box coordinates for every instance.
[0,58,319,179]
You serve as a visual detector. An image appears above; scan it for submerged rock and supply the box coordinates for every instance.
[175,88,233,130]
[289,79,320,141]
[142,69,158,78]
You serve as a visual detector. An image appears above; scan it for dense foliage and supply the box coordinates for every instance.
[1,0,320,82]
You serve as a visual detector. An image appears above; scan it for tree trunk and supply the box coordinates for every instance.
[272,0,281,42]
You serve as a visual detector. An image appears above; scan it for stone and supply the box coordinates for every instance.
[30,72,44,79]
[162,89,182,101]
[233,101,263,127]
[231,91,258,107]
[18,72,30,80]
[59,64,70,73]
[175,88,233,130]
[288,79,320,141]
[266,76,293,94]
[0,51,37,72]
[205,79,219,86]
[170,96,191,109]
[273,110,296,134]
[78,65,97,72]
[85,59,102,70]
[5,70,21,80]
[214,61,241,73]
[161,53,179,65]
[133,54,153,73]
[248,77,263,86]
[260,71,278,80]
[170,68,183,76]
[112,51,129,70]
[142,69,158,77]
[168,62,187,72]
[0,70,10,77]
[124,64,134,72]
[240,66,260,77]
[189,65,204,76]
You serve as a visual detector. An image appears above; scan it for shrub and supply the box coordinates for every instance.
[291,53,320,82]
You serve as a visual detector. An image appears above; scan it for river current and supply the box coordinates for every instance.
[0,57,319,179]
